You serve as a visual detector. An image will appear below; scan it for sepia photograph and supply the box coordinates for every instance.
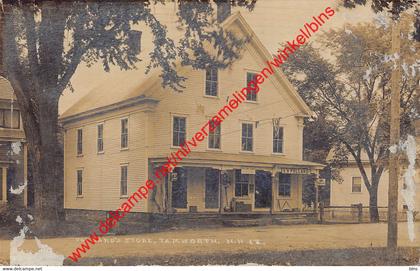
[0,0,419,269]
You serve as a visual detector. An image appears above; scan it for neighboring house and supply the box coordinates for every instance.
[0,77,29,208]
[60,12,323,217]
[329,119,420,213]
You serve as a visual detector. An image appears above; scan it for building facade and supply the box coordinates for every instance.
[60,13,323,216]
[330,119,420,214]
[0,77,29,208]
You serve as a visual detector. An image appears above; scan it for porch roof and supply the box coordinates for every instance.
[150,152,324,173]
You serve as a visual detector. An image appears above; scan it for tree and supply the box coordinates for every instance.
[0,0,256,230]
[341,0,417,17]
[283,17,419,222]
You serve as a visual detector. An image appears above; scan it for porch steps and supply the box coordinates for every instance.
[221,212,315,227]
[272,213,312,225]
[222,218,270,227]
[272,217,307,225]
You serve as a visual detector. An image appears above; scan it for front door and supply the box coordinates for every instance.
[171,168,188,208]
[255,170,272,208]
[205,168,219,209]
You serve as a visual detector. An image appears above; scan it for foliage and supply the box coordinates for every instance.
[283,16,419,220]
[0,0,257,223]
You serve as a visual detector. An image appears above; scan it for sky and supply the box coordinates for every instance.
[59,0,375,114]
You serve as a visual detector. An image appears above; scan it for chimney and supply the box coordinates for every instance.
[216,0,231,23]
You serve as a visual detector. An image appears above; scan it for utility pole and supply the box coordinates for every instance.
[387,18,401,252]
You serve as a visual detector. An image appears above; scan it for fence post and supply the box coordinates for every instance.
[357,203,363,223]
[319,202,324,224]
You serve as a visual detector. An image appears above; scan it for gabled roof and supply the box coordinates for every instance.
[60,11,313,121]
[0,77,17,100]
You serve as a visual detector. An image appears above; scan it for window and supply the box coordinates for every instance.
[120,165,128,196]
[208,120,221,149]
[205,68,218,96]
[241,123,253,151]
[173,116,186,147]
[352,177,362,193]
[121,118,128,149]
[235,170,249,197]
[273,126,284,153]
[0,109,20,129]
[97,124,104,153]
[76,170,83,196]
[246,72,257,101]
[278,174,291,197]
[77,129,83,155]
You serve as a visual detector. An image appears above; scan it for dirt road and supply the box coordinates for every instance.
[1,222,419,265]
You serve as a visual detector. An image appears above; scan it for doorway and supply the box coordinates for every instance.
[255,170,272,208]
[205,168,219,209]
[171,168,188,209]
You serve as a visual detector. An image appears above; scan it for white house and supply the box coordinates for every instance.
[329,119,420,215]
[60,12,323,219]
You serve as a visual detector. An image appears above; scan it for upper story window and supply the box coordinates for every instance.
[0,109,20,129]
[352,177,362,193]
[205,68,218,97]
[77,128,83,155]
[278,174,291,197]
[97,124,104,153]
[76,169,83,196]
[273,125,284,153]
[208,120,221,149]
[173,116,186,147]
[120,165,128,196]
[246,72,258,101]
[235,170,249,197]
[121,118,128,149]
[241,123,253,152]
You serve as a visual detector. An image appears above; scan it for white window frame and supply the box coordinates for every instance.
[272,125,284,154]
[120,117,129,150]
[76,128,83,156]
[171,115,187,148]
[351,177,362,193]
[120,164,128,197]
[207,119,221,150]
[278,174,292,198]
[76,169,83,197]
[240,122,254,153]
[204,68,219,98]
[245,72,258,102]
[234,170,250,198]
[97,123,104,153]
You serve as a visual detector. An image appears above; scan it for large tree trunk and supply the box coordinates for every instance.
[18,91,64,231]
[368,184,380,223]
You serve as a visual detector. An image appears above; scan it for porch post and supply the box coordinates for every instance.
[271,172,276,214]
[315,182,319,216]
[23,143,28,207]
[2,167,7,203]
[297,175,303,210]
[167,173,172,213]
[218,169,222,214]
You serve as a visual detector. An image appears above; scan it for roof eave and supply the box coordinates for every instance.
[60,96,159,126]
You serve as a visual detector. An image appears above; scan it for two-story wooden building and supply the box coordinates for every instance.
[60,13,323,220]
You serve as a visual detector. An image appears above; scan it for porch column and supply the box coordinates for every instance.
[218,170,222,214]
[297,175,303,210]
[271,171,276,214]
[23,143,28,207]
[1,167,7,203]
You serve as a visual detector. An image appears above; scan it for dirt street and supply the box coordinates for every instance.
[0,222,419,265]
